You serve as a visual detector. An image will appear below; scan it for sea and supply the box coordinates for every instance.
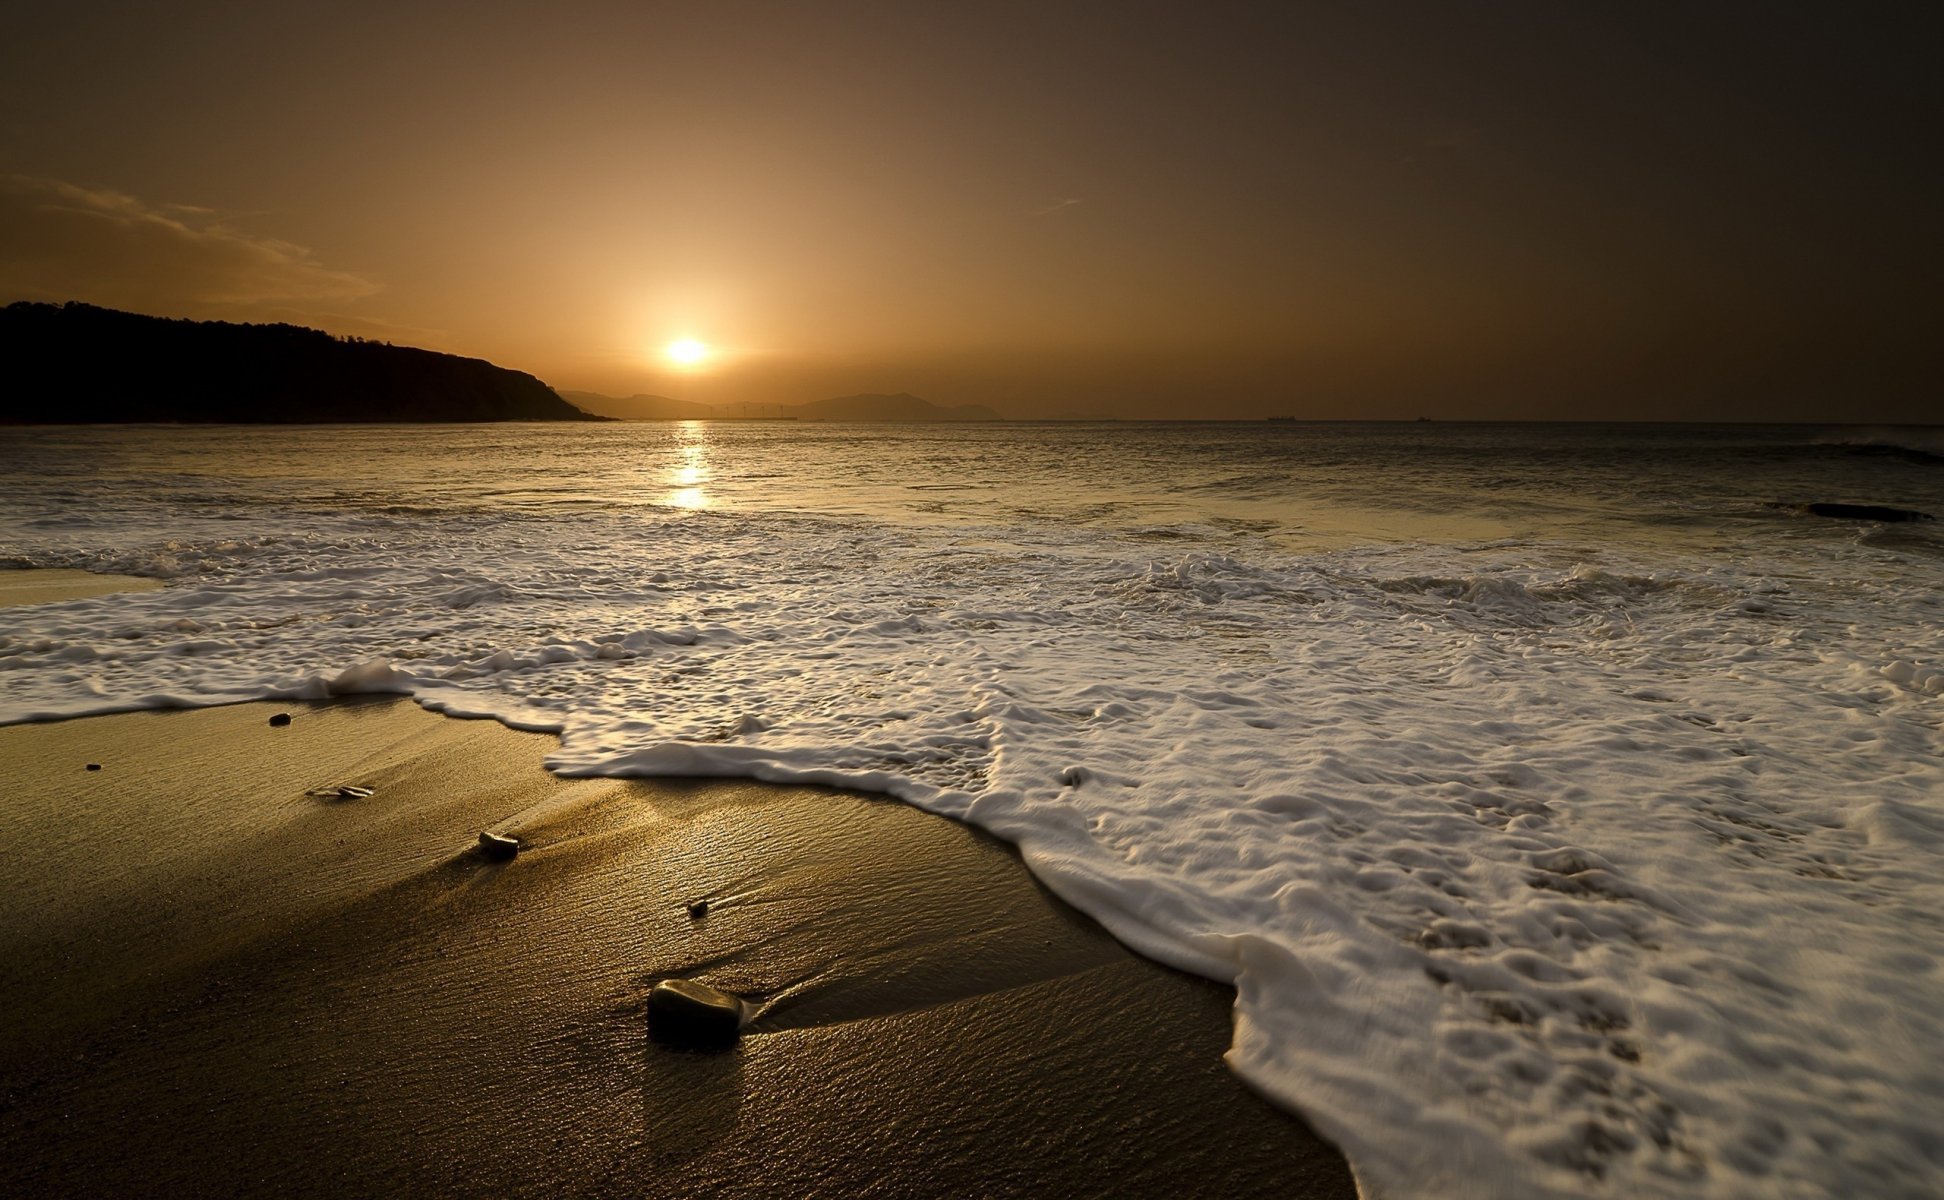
[3,420,1941,1199]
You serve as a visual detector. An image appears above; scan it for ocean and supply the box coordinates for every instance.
[3,420,1941,1198]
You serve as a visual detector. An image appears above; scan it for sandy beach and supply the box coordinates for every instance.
[0,694,1356,1197]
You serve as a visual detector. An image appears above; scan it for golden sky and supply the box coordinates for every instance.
[2,3,1937,420]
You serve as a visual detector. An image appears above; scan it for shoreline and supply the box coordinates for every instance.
[0,698,1357,1197]
[0,567,162,605]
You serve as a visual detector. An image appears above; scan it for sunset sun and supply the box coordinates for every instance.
[2,6,1934,1198]
[664,338,709,367]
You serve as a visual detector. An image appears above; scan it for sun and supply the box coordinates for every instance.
[664,338,709,367]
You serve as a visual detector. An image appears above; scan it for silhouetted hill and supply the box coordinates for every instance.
[559,391,713,421]
[0,302,597,424]
[562,389,999,422]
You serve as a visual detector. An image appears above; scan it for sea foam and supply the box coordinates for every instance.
[3,422,1941,1198]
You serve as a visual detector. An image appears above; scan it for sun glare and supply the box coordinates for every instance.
[664,338,709,367]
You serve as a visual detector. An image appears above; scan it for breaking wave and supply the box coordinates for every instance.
[4,422,1942,1199]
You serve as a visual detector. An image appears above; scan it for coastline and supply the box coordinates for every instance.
[8,416,1940,1196]
[0,697,1357,1197]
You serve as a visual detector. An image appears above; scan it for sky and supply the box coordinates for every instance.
[1,1,1937,421]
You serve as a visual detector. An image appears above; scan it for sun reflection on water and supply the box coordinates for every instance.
[666,421,712,509]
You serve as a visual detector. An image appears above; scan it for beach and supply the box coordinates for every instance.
[0,689,1356,1197]
[5,422,1941,1198]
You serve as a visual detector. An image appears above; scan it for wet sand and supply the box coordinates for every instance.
[0,699,1357,1198]
[0,567,162,605]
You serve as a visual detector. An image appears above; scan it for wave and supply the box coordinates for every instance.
[1810,427,1944,465]
[4,430,1942,1199]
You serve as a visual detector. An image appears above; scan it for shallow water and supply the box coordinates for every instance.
[3,420,1942,1198]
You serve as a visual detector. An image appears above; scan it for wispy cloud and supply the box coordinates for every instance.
[0,175,378,310]
[1031,196,1083,217]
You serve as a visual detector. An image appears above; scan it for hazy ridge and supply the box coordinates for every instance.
[563,389,1001,422]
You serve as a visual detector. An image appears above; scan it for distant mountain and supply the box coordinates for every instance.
[793,393,1000,422]
[559,391,714,421]
[561,389,1000,422]
[0,302,597,424]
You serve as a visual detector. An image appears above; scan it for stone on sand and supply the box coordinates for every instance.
[648,978,743,1049]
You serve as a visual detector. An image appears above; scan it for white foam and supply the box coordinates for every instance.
[3,424,1942,1199]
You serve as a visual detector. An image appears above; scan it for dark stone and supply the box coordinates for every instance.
[268,712,292,727]
[477,831,519,862]
[85,763,101,771]
[687,900,709,919]
[1801,502,1935,523]
[1837,443,1944,466]
[648,979,744,1049]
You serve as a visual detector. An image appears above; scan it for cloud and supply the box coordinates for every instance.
[0,176,378,311]
[1031,196,1083,216]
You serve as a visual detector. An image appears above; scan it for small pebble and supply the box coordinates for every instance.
[85,762,102,771]
[687,900,709,919]
[268,713,292,727]
[477,831,520,862]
